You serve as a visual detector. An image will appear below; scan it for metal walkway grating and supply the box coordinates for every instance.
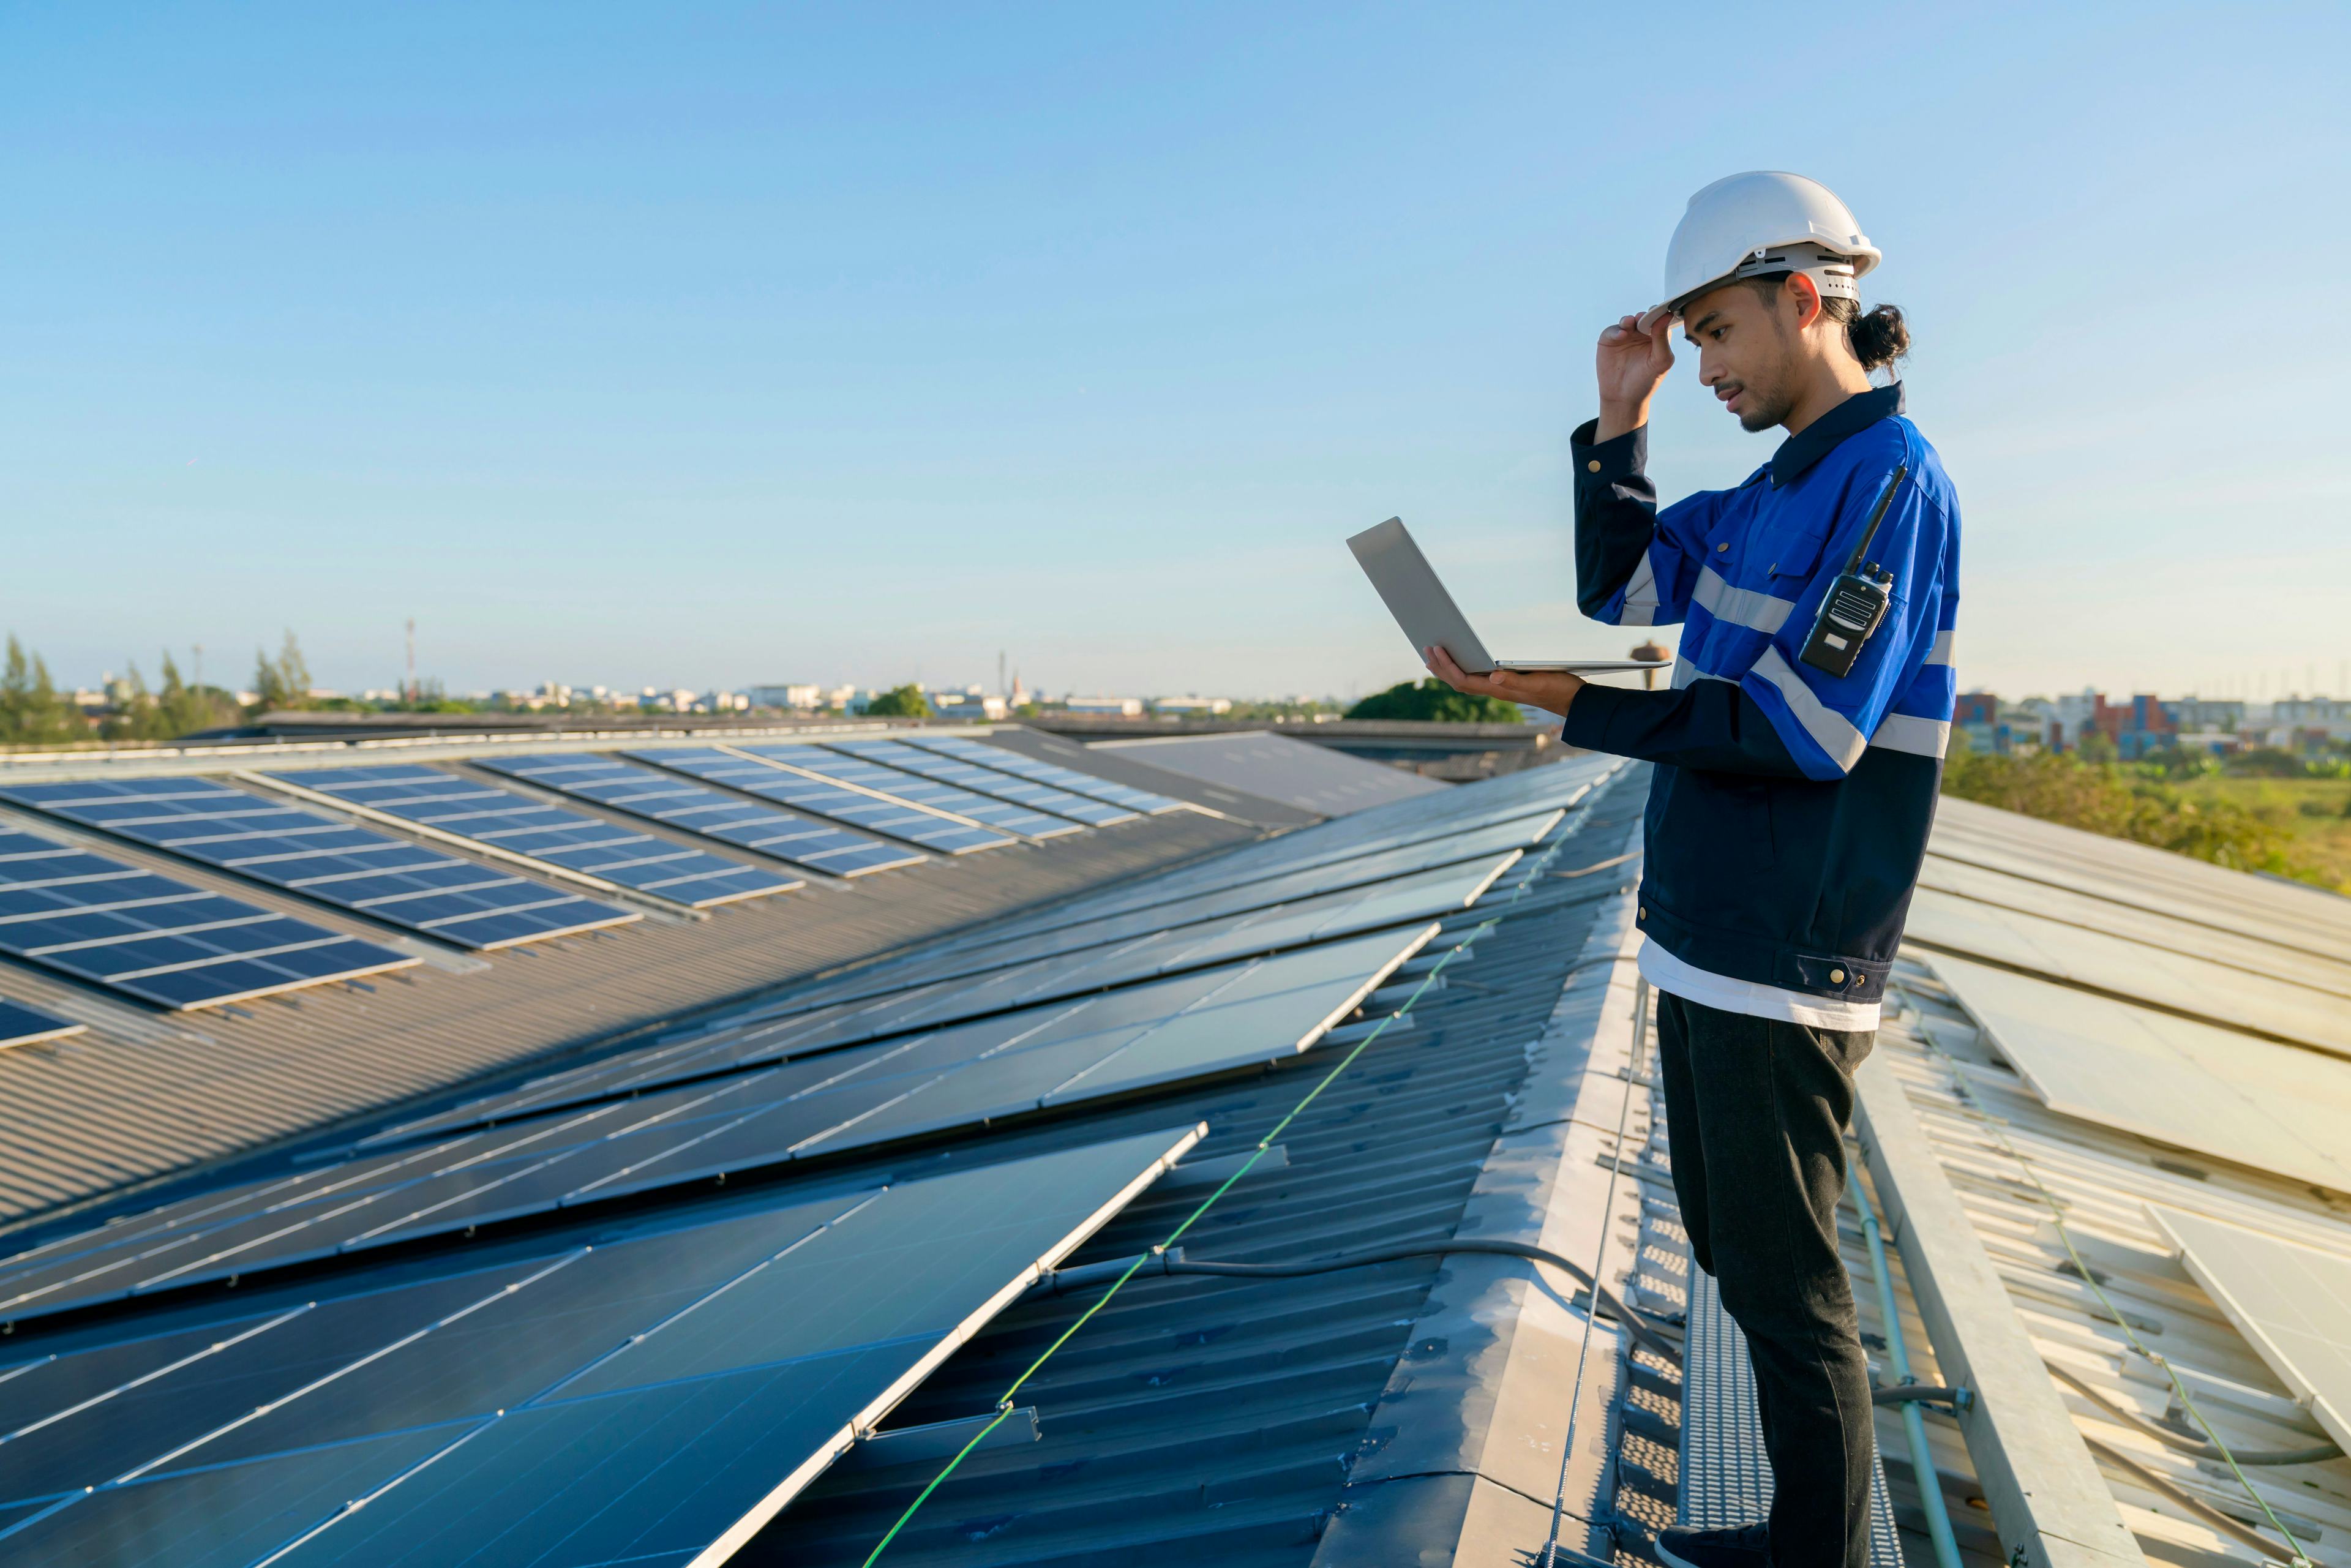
[1681,1267,1904,1568]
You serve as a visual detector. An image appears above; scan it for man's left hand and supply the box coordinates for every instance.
[1423,645,1586,718]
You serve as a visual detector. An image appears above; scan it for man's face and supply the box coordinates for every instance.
[1681,278,1804,433]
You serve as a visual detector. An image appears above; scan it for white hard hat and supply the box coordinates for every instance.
[1646,171,1880,326]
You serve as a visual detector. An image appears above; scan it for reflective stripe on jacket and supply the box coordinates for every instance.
[1561,383,1959,1004]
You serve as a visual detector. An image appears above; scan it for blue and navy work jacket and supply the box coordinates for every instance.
[1561,383,1960,1005]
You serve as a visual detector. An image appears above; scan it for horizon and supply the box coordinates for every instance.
[4,4,2344,699]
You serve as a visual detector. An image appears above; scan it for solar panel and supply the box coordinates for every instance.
[914,732,1190,813]
[1918,855,2351,1003]
[1927,953,2351,1195]
[628,746,1011,856]
[830,737,1137,826]
[1011,753,1611,926]
[0,998,84,1048]
[739,852,1518,1027]
[374,921,1436,1144]
[935,809,1565,958]
[2150,1206,2351,1451]
[1933,796,2351,964]
[1904,888,2351,1061]
[0,1130,1201,1566]
[0,778,637,951]
[0,931,1421,1321]
[472,752,923,877]
[0,828,416,1010]
[266,763,798,909]
[748,743,1085,839]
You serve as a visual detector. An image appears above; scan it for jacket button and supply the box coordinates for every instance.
[1638,906,1648,920]
[1587,459,1602,473]
[1715,541,1729,553]
[1829,967,1847,984]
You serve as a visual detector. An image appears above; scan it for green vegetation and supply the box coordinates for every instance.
[1346,678,1526,724]
[1943,740,2351,894]
[100,655,243,740]
[251,631,313,712]
[863,683,932,718]
[0,636,85,745]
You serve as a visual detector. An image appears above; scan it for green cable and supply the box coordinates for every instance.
[855,899,1524,1567]
[1908,1012,2314,1567]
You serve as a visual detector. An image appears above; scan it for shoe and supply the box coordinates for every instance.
[1654,1523,1769,1568]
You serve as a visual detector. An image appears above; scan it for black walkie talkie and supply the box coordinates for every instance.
[1799,463,1908,679]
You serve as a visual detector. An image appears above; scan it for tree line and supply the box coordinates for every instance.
[0,631,317,746]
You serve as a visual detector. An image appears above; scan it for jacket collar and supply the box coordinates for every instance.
[1771,382,1904,487]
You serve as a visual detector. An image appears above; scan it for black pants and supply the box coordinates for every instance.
[1655,991,1874,1568]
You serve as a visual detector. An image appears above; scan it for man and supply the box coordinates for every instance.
[1425,171,1959,1568]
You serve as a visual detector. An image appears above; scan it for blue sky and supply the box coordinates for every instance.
[2,3,2344,703]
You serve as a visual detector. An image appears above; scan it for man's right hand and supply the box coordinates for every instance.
[1595,311,1676,441]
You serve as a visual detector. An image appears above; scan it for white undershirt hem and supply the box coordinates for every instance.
[1638,939,1882,1030]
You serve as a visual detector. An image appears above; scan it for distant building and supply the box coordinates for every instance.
[2169,698,2245,732]
[748,684,823,710]
[1952,691,2013,755]
[2272,697,2351,743]
[2092,694,2178,759]
[1151,696,1232,716]
[933,692,1009,721]
[1065,696,1145,717]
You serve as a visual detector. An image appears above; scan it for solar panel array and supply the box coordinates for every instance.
[0,827,416,1010]
[0,998,84,1048]
[0,933,1420,1324]
[0,1131,1196,1567]
[1929,953,2351,1196]
[474,752,924,877]
[0,778,637,951]
[747,744,1083,840]
[913,732,1188,814]
[1905,887,2351,1059]
[735,837,1522,1027]
[830,737,1137,825]
[0,746,1624,1566]
[629,746,1010,856]
[268,763,798,908]
[2151,1206,2351,1454]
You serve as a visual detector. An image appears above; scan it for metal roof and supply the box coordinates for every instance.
[6,729,2342,1568]
[0,746,1252,1228]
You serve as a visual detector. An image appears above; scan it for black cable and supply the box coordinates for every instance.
[1043,1239,1684,1364]
[2082,1433,2307,1558]
[2047,1361,2342,1467]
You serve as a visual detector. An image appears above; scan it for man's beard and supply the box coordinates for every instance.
[1737,379,1794,432]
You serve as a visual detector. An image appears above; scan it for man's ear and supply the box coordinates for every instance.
[1785,271,1824,332]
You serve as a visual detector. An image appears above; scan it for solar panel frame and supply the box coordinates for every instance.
[471,752,925,877]
[0,998,84,1049]
[746,743,1086,840]
[0,828,417,1010]
[1927,953,2351,1195]
[628,746,1011,856]
[830,737,1138,826]
[1,931,1420,1319]
[264,763,798,909]
[0,1131,1202,1567]
[1904,887,2351,1060]
[2149,1206,2351,1452]
[367,923,1436,1147]
[0,778,638,951]
[915,732,1188,813]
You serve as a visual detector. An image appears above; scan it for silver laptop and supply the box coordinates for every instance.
[1347,517,1663,675]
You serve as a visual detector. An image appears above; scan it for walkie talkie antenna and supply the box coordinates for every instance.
[1843,464,1909,574]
